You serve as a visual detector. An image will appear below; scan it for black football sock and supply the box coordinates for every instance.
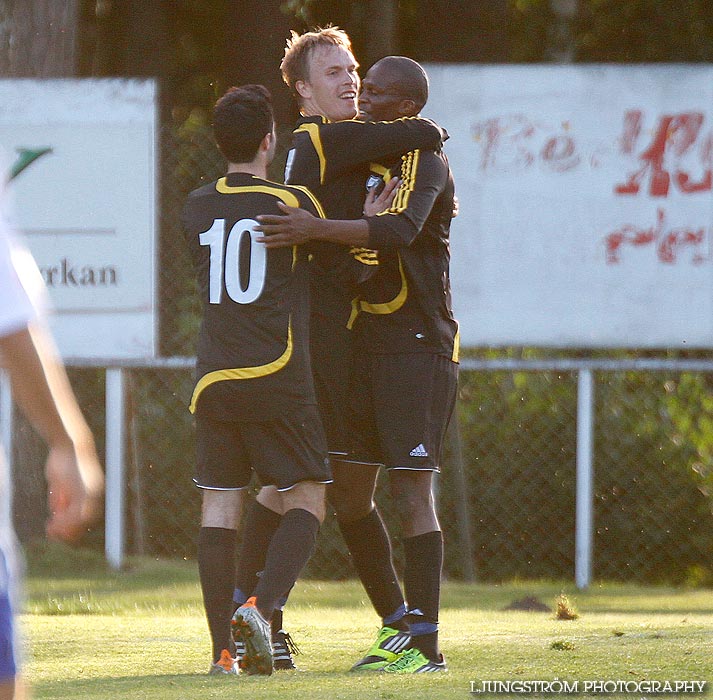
[198,527,238,662]
[339,508,407,630]
[253,508,320,620]
[271,608,284,636]
[234,499,282,610]
[270,589,294,635]
[404,530,443,661]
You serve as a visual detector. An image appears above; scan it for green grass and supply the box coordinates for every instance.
[19,542,713,699]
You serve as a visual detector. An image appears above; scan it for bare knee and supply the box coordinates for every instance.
[201,489,243,529]
[389,471,439,537]
[328,461,379,523]
[256,485,283,515]
[391,482,433,520]
[280,481,327,523]
[327,481,373,523]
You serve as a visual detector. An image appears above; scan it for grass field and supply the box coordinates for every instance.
[18,543,713,699]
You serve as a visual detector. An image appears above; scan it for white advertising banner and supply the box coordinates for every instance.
[0,79,156,359]
[423,65,713,348]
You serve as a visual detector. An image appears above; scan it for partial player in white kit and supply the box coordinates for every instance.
[0,166,104,700]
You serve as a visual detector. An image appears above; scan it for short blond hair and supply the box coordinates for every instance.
[281,26,354,96]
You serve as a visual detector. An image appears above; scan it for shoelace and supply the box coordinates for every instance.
[274,631,301,655]
[387,648,420,671]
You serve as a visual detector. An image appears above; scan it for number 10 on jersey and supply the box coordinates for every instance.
[199,218,267,304]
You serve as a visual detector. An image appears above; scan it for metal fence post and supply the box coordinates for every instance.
[575,368,595,589]
[105,367,126,569]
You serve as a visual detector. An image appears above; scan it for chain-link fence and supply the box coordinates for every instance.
[9,360,713,585]
[454,360,713,585]
[7,124,713,586]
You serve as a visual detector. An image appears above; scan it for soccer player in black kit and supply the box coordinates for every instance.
[182,84,331,676]
[232,27,449,671]
[257,55,459,674]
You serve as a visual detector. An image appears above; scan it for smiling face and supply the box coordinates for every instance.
[359,62,408,122]
[296,44,360,121]
[359,57,428,123]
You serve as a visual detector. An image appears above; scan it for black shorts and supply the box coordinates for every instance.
[344,352,458,470]
[194,404,331,491]
[310,312,353,457]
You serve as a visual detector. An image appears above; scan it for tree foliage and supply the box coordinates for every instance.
[512,0,713,62]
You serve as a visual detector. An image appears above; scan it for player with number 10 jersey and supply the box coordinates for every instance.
[183,176,326,420]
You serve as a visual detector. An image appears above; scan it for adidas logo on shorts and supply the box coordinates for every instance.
[409,443,428,457]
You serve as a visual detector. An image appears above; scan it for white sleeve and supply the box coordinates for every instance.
[0,211,45,338]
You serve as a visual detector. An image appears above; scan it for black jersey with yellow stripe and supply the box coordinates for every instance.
[182,172,325,417]
[285,115,446,327]
[354,148,460,362]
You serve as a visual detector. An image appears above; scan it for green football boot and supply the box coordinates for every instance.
[381,647,447,673]
[350,626,411,671]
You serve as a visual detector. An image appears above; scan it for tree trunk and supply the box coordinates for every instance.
[546,0,579,63]
[360,0,397,69]
[0,0,80,77]
[223,0,298,130]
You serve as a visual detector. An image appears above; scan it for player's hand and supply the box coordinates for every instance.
[45,440,104,544]
[255,202,319,248]
[363,177,400,217]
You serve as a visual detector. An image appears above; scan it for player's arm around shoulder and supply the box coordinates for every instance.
[292,184,326,221]
[251,185,329,248]
[297,116,445,180]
